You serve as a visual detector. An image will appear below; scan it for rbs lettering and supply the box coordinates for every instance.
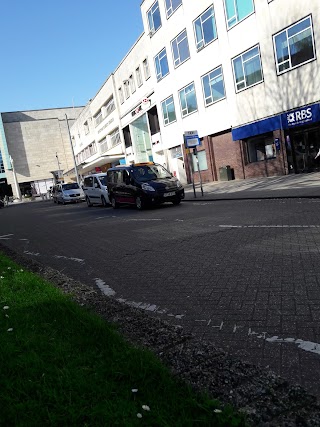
[287,107,312,126]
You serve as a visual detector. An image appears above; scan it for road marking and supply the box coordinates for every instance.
[266,336,320,355]
[95,278,116,296]
[54,255,84,263]
[219,225,320,228]
[24,251,40,256]
[0,234,14,239]
[125,218,162,222]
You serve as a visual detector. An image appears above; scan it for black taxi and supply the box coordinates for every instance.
[106,162,184,210]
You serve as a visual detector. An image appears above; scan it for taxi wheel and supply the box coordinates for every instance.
[135,196,144,210]
[111,196,118,209]
[86,197,93,207]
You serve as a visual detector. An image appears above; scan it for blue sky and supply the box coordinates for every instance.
[0,0,143,112]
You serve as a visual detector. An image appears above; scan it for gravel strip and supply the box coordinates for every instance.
[1,243,320,426]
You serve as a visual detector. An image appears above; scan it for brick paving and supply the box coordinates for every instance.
[1,196,320,399]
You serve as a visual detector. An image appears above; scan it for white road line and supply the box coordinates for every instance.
[0,234,14,239]
[219,225,320,228]
[95,278,116,296]
[54,255,84,263]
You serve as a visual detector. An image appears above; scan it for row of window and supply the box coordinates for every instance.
[147,0,255,35]
[155,13,315,90]
[93,97,116,128]
[118,58,151,104]
[161,13,316,125]
[76,128,122,166]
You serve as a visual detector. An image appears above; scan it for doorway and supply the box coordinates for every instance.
[288,127,320,173]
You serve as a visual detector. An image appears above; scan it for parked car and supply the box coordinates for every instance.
[107,162,184,210]
[82,173,110,207]
[52,182,85,204]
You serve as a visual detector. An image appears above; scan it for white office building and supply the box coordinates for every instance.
[71,0,320,183]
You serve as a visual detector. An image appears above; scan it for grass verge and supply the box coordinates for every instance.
[0,252,246,426]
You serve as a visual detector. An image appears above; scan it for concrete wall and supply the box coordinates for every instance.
[2,107,83,196]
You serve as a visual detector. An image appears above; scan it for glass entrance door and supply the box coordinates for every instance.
[290,127,320,173]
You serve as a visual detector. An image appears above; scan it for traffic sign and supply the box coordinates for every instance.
[184,130,200,148]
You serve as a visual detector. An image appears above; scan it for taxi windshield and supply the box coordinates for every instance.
[132,164,171,182]
[62,183,80,190]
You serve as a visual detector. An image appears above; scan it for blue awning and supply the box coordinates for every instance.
[232,103,320,141]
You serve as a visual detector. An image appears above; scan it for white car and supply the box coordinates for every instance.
[52,183,85,204]
[82,173,110,207]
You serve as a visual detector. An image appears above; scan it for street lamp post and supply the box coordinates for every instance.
[65,114,80,187]
[9,155,22,200]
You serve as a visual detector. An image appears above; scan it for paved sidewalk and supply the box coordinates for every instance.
[184,172,320,201]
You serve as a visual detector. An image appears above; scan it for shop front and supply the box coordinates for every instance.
[232,102,320,178]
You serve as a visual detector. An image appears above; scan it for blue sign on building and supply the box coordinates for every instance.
[281,104,320,129]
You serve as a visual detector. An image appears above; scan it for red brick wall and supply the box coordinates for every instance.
[183,129,289,184]
[210,131,245,180]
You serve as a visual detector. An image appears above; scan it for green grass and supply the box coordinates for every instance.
[0,253,246,427]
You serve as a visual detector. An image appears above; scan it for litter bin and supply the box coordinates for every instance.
[219,165,233,181]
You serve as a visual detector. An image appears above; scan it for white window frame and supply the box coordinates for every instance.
[147,1,161,35]
[118,87,124,104]
[165,0,182,18]
[143,58,151,80]
[161,95,176,126]
[201,66,226,106]
[193,5,217,51]
[154,48,169,81]
[129,75,136,94]
[232,44,263,92]
[273,15,316,75]
[224,0,254,29]
[179,82,198,117]
[124,81,130,99]
[110,128,121,148]
[136,66,143,87]
[103,97,115,118]
[171,29,190,68]
[94,110,103,127]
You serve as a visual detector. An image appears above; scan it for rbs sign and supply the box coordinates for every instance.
[283,105,320,128]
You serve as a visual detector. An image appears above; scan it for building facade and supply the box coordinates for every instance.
[0,107,83,198]
[69,0,320,184]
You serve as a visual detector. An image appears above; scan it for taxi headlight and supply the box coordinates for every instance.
[176,180,182,188]
[142,183,155,192]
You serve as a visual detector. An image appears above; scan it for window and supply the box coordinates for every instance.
[0,150,4,173]
[224,0,254,29]
[194,6,217,51]
[118,87,124,104]
[124,81,130,99]
[154,48,169,81]
[171,29,190,67]
[136,66,143,87]
[110,128,121,147]
[103,97,115,117]
[94,110,103,127]
[192,150,208,171]
[143,58,150,79]
[147,1,161,35]
[274,16,315,74]
[179,82,198,117]
[165,0,182,18]
[246,134,276,162]
[202,66,225,106]
[99,137,108,153]
[233,45,263,91]
[83,121,89,135]
[129,75,136,94]
[161,95,176,125]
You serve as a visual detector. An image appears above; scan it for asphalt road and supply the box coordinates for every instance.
[1,198,320,398]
